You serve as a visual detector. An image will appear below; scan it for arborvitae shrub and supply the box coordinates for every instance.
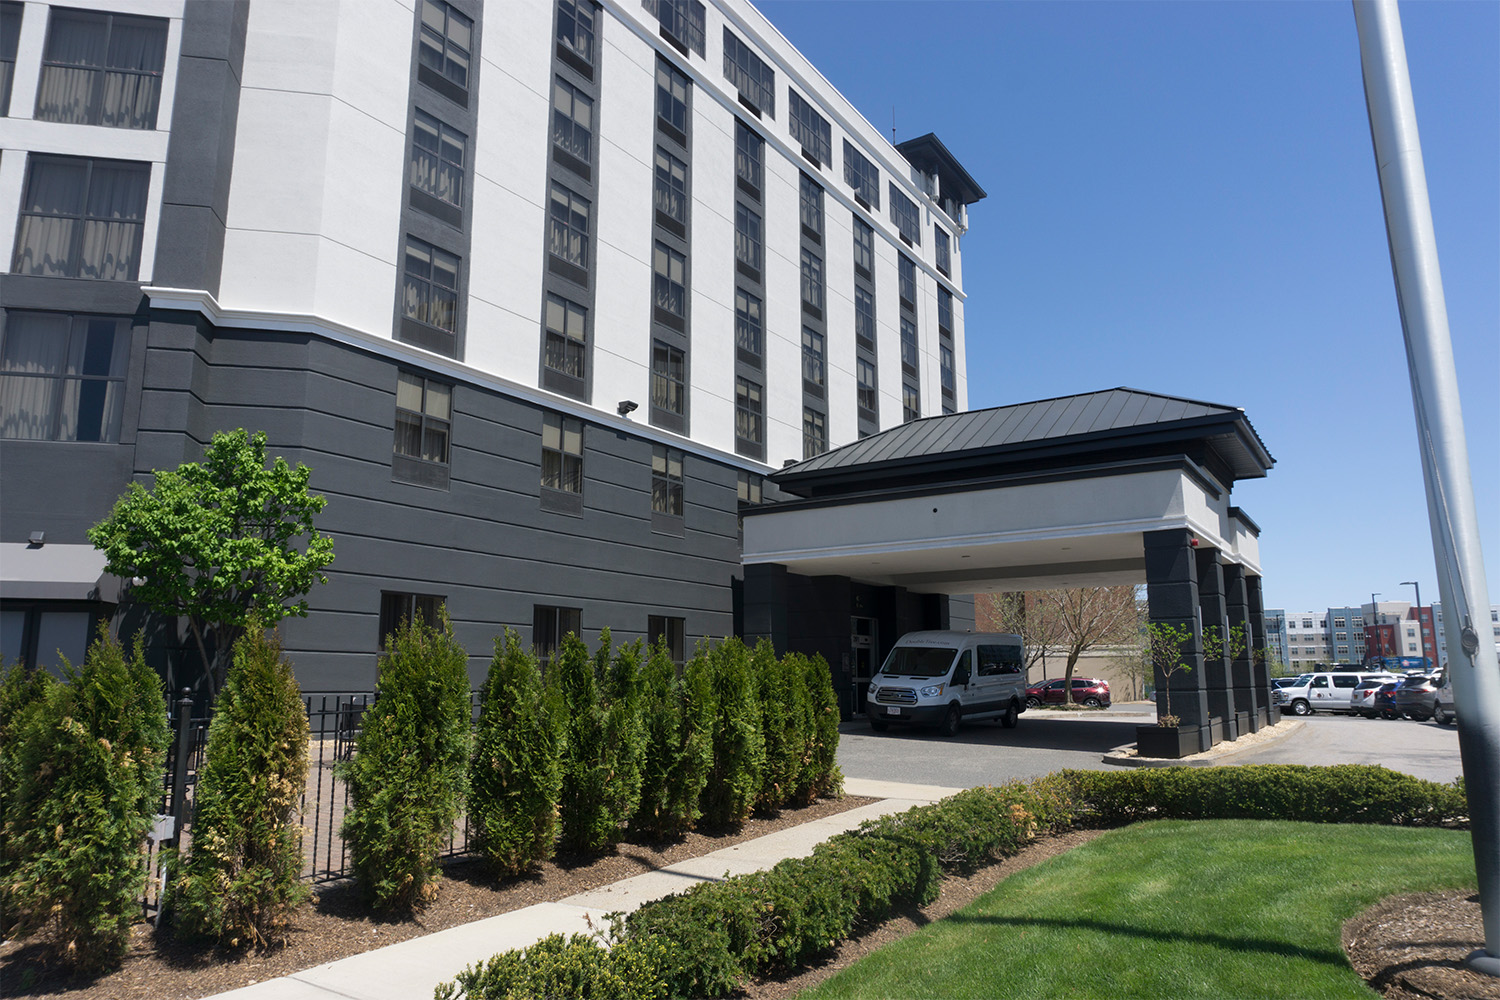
[598,632,645,840]
[469,630,561,875]
[699,638,764,827]
[776,652,820,807]
[632,639,712,838]
[339,611,471,910]
[753,640,805,814]
[5,628,169,970]
[551,631,607,854]
[0,659,52,937]
[173,628,309,946]
[800,652,843,801]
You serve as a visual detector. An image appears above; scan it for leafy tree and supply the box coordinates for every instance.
[978,587,1143,704]
[469,630,562,874]
[339,610,470,910]
[174,627,310,946]
[4,627,169,970]
[1146,621,1196,727]
[88,429,335,697]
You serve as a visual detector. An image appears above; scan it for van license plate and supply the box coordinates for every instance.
[886,706,901,716]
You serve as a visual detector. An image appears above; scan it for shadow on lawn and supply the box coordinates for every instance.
[942,913,1350,968]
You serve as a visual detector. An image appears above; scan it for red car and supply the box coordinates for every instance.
[1025,677,1111,708]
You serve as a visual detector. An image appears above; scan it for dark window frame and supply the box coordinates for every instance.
[552,75,594,164]
[800,248,824,315]
[934,226,951,276]
[722,28,773,115]
[35,8,167,129]
[541,410,585,495]
[734,119,763,193]
[654,145,689,227]
[652,241,687,319]
[379,592,445,647]
[0,2,20,117]
[417,0,474,100]
[647,614,686,666]
[734,287,763,363]
[0,311,130,442]
[643,0,705,57]
[650,339,686,423]
[855,286,876,350]
[393,370,452,488]
[734,375,764,458]
[533,604,582,663]
[651,444,684,516]
[410,108,467,219]
[548,180,591,269]
[788,89,831,166]
[856,356,878,416]
[543,292,588,383]
[655,58,690,138]
[843,140,880,209]
[889,182,921,246]
[556,0,596,68]
[12,154,149,281]
[802,406,827,460]
[401,233,462,341]
[734,202,762,273]
[801,325,825,392]
[799,172,824,240]
[852,216,875,277]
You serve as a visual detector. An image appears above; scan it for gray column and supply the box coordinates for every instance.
[741,563,789,653]
[1247,574,1274,727]
[1224,562,1259,733]
[1143,529,1211,750]
[1196,546,1234,743]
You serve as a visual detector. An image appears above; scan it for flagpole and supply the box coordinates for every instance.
[1353,0,1500,973]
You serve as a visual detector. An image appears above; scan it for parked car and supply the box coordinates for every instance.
[865,631,1028,736]
[1372,681,1402,720]
[1433,670,1455,725]
[1392,672,1444,720]
[1271,676,1307,694]
[1024,677,1111,709]
[1273,671,1398,716]
[1350,679,1388,718]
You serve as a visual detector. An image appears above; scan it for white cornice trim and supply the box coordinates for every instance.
[142,286,776,476]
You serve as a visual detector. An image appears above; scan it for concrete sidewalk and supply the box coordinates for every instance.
[208,778,962,1000]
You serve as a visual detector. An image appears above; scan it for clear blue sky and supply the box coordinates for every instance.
[759,0,1499,615]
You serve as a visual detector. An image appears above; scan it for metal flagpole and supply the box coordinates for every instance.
[1353,0,1500,974]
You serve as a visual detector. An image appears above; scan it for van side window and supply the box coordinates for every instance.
[1312,676,1329,688]
[977,643,1022,675]
[1333,675,1358,688]
[956,650,972,678]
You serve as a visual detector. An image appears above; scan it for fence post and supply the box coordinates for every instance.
[167,689,193,845]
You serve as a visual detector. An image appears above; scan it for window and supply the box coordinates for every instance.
[410,109,466,218]
[654,146,688,226]
[889,184,920,245]
[734,288,762,361]
[556,0,595,67]
[940,343,955,397]
[735,376,763,455]
[651,340,685,418]
[938,288,953,332]
[648,614,686,665]
[903,382,920,422]
[543,293,587,380]
[843,140,880,209]
[735,120,762,191]
[1,605,98,673]
[734,203,762,274]
[552,77,594,164]
[13,156,148,281]
[855,287,876,350]
[799,173,823,238]
[898,254,916,306]
[418,0,473,101]
[852,217,875,276]
[801,327,825,391]
[722,28,773,115]
[934,227,951,275]
[3,2,25,116]
[737,471,762,505]
[900,317,918,373]
[541,411,583,493]
[788,90,831,166]
[651,444,683,515]
[380,592,444,646]
[548,181,590,268]
[800,248,824,314]
[0,312,128,442]
[643,0,704,57]
[35,9,166,129]
[1334,617,1345,627]
[533,605,581,663]
[656,59,689,138]
[402,235,461,336]
[653,242,687,319]
[394,371,451,469]
[802,407,826,459]
[856,357,877,415]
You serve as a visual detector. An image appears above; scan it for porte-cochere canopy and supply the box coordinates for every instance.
[740,387,1278,752]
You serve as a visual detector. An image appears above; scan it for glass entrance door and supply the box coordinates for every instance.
[851,616,878,714]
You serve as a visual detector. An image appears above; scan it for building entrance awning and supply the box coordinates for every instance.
[0,543,121,602]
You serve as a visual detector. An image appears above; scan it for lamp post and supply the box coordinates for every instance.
[1401,580,1424,664]
[1369,592,1381,664]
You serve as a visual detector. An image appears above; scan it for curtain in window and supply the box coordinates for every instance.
[0,314,68,439]
[78,162,147,280]
[14,158,86,276]
[100,17,165,128]
[36,11,103,123]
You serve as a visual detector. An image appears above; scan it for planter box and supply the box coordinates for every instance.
[1135,724,1199,759]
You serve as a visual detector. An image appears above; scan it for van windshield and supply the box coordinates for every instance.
[880,646,957,678]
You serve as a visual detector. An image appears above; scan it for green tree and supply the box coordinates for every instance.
[551,630,643,854]
[339,611,470,910]
[699,638,765,827]
[1146,621,1196,727]
[174,627,310,947]
[632,638,712,838]
[4,627,170,970]
[0,659,52,938]
[88,429,335,697]
[469,630,562,874]
[754,640,807,814]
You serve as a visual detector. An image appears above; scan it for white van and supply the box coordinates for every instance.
[1273,671,1398,716]
[865,631,1027,736]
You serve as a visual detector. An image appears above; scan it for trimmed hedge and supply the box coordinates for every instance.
[436,764,1470,1000]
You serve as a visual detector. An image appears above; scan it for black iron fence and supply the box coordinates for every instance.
[143,690,483,916]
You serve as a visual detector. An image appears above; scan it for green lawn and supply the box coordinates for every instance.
[801,820,1475,1000]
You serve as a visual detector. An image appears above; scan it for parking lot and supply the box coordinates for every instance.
[835,703,1466,788]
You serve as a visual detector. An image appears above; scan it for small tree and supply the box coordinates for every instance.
[598,632,645,840]
[88,429,335,697]
[339,610,470,910]
[798,652,843,802]
[0,660,53,939]
[1146,621,1196,728]
[632,638,711,839]
[174,627,309,947]
[469,630,562,875]
[5,628,170,970]
[551,630,643,854]
[754,641,808,814]
[699,638,764,827]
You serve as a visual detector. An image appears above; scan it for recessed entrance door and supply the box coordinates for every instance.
[851,616,878,714]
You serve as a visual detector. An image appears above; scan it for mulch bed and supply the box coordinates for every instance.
[1346,890,1500,1000]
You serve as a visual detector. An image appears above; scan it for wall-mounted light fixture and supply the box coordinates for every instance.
[617,400,638,417]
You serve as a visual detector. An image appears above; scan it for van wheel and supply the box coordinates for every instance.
[1001,701,1019,729]
[1291,699,1311,716]
[870,718,889,733]
[941,705,961,737]
[1434,704,1453,725]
